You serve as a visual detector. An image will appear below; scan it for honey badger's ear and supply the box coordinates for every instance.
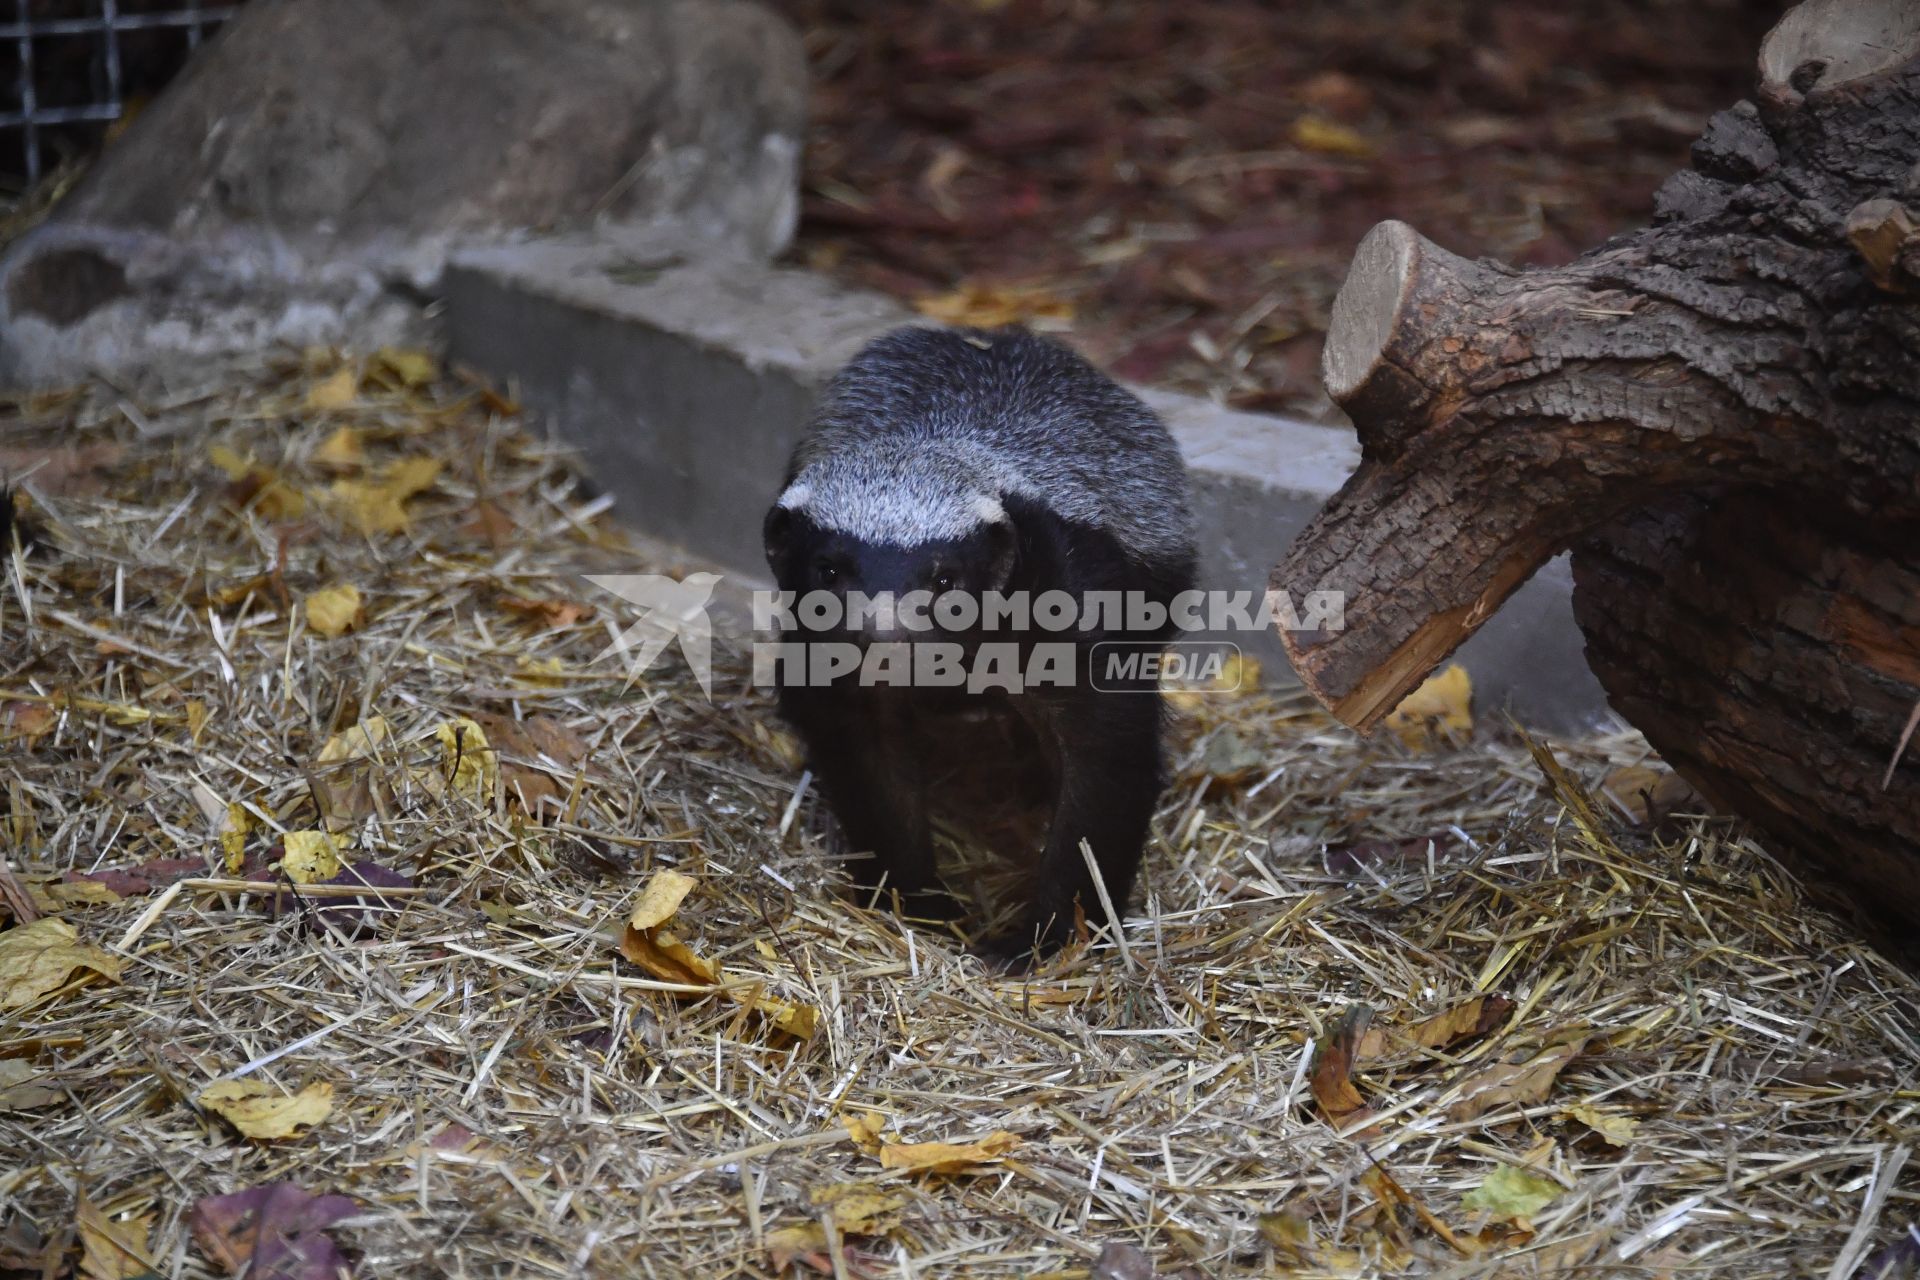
[983,506,1017,593]
[763,503,795,570]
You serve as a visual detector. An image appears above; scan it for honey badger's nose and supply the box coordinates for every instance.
[857,623,911,647]
[848,593,914,645]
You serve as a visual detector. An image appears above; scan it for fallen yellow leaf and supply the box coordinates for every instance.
[618,926,721,986]
[914,283,1073,329]
[628,870,698,931]
[1599,764,1697,826]
[842,1111,889,1155]
[312,426,366,471]
[326,456,443,536]
[738,981,820,1040]
[1386,664,1472,750]
[206,443,251,481]
[1291,115,1374,157]
[811,1182,907,1234]
[208,444,306,520]
[220,803,251,873]
[512,655,572,686]
[764,1223,829,1270]
[0,917,123,1011]
[76,1193,155,1280]
[304,584,364,638]
[30,880,121,912]
[198,1078,334,1140]
[305,366,359,412]
[317,714,394,766]
[878,1130,1020,1175]
[382,455,443,497]
[617,922,820,1039]
[377,347,438,387]
[281,830,342,884]
[1461,1164,1562,1228]
[429,718,496,801]
[1564,1102,1640,1146]
[1213,650,1260,692]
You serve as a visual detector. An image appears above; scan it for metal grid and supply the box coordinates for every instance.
[1,1,237,184]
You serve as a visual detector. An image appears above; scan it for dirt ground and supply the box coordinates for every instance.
[1,363,1916,1279]
[766,0,1789,417]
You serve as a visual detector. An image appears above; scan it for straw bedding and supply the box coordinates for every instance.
[1,359,1915,1278]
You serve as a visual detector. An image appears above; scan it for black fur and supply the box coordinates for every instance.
[765,327,1198,964]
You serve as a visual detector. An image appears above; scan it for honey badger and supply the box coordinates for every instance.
[763,325,1197,961]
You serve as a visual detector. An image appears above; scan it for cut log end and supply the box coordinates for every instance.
[1321,220,1422,408]
[1759,0,1920,101]
[1279,544,1545,733]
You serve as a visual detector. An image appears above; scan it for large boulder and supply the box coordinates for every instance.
[0,0,806,386]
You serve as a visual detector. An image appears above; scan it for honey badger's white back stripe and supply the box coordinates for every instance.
[782,327,1196,558]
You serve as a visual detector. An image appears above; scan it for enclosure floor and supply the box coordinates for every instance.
[1,362,1916,1278]
[767,0,1787,419]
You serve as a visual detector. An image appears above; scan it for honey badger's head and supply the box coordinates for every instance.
[764,444,1016,643]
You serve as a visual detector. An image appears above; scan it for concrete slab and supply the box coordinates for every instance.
[444,235,1613,731]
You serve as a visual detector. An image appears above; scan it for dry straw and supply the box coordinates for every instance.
[0,357,1915,1278]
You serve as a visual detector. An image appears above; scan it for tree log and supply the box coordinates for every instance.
[1278,0,1920,730]
[1576,495,1920,937]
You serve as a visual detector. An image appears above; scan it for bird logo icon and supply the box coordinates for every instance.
[584,573,722,697]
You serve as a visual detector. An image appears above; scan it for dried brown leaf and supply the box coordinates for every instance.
[302,584,364,638]
[198,1079,334,1140]
[1446,1028,1598,1121]
[304,367,359,412]
[628,870,698,931]
[878,1129,1020,1175]
[76,1194,155,1280]
[1386,665,1472,750]
[0,1059,60,1111]
[311,426,365,471]
[1310,1005,1373,1120]
[1357,995,1514,1061]
[0,917,123,1011]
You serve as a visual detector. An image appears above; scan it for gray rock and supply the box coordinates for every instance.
[0,0,805,387]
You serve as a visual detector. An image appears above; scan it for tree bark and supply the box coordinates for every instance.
[1577,496,1920,937]
[1277,0,1920,729]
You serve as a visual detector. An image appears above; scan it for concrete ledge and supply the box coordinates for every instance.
[444,235,1612,730]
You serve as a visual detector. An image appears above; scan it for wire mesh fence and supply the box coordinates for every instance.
[0,0,239,188]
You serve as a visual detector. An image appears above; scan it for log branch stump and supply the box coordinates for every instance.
[1276,0,1920,931]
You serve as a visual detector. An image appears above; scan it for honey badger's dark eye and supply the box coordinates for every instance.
[815,559,840,585]
[933,572,956,593]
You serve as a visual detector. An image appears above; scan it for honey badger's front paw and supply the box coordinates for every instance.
[844,879,968,927]
[894,886,968,926]
[972,911,1074,972]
